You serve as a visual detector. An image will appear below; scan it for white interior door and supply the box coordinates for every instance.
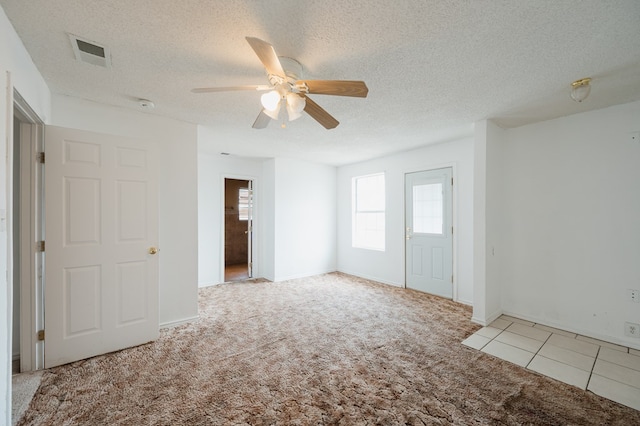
[44,126,159,368]
[405,168,453,298]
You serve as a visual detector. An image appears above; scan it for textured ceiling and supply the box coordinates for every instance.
[2,0,640,165]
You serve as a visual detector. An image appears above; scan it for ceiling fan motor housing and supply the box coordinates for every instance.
[278,57,303,81]
[267,57,306,93]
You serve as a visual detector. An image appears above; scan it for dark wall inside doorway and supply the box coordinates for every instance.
[224,179,249,265]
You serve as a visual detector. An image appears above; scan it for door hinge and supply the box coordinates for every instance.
[36,152,45,164]
[451,275,454,284]
[451,177,453,185]
[451,226,454,235]
[36,240,45,252]
[37,330,45,341]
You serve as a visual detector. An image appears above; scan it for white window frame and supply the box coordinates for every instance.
[352,172,385,251]
[238,187,249,221]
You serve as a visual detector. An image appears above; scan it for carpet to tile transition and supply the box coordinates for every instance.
[17,273,639,425]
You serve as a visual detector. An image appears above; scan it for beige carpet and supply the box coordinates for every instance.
[18,273,640,425]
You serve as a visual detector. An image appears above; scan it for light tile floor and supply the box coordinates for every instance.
[462,315,640,411]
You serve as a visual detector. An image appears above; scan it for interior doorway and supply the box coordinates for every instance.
[224,178,253,282]
[12,112,21,374]
[12,90,46,374]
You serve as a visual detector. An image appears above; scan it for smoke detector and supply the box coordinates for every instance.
[138,99,155,109]
[68,34,112,68]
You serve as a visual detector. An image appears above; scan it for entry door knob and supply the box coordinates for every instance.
[148,247,159,255]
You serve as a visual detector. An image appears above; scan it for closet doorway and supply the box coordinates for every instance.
[224,178,253,282]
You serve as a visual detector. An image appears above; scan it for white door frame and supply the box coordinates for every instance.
[219,174,258,283]
[404,163,458,301]
[13,89,45,372]
[246,179,254,278]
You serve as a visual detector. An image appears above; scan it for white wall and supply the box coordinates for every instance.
[271,158,337,281]
[0,5,52,422]
[485,120,506,322]
[197,154,336,284]
[0,12,51,123]
[261,159,276,281]
[51,95,199,327]
[337,137,475,304]
[197,149,264,286]
[472,120,505,324]
[497,101,640,348]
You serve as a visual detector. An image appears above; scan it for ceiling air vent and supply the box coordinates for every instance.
[68,34,112,68]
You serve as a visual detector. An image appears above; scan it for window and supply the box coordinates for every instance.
[238,188,250,221]
[352,173,385,250]
[413,183,443,234]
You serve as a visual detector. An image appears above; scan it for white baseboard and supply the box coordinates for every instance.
[336,270,402,288]
[273,269,337,282]
[501,310,640,351]
[160,315,199,329]
[199,281,225,288]
[471,308,502,326]
[336,270,475,308]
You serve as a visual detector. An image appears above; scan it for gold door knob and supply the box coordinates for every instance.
[148,247,159,255]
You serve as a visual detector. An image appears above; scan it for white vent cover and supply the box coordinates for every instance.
[68,34,111,68]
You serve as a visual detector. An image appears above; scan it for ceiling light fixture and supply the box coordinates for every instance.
[260,86,306,122]
[570,78,591,102]
[260,90,281,111]
[261,91,282,119]
[285,92,306,121]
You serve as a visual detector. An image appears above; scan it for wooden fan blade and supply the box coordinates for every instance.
[245,37,285,78]
[252,109,271,129]
[297,80,368,98]
[191,85,270,93]
[302,95,339,129]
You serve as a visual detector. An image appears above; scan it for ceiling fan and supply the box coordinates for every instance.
[192,37,369,129]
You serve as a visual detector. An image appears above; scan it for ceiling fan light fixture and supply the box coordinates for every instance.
[263,102,281,120]
[286,93,306,121]
[261,90,281,111]
[263,103,281,120]
[286,104,303,121]
[570,77,592,102]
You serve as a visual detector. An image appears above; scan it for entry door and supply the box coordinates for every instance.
[44,126,159,368]
[405,168,453,298]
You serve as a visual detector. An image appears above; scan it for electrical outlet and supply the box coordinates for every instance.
[629,289,640,303]
[625,322,640,338]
